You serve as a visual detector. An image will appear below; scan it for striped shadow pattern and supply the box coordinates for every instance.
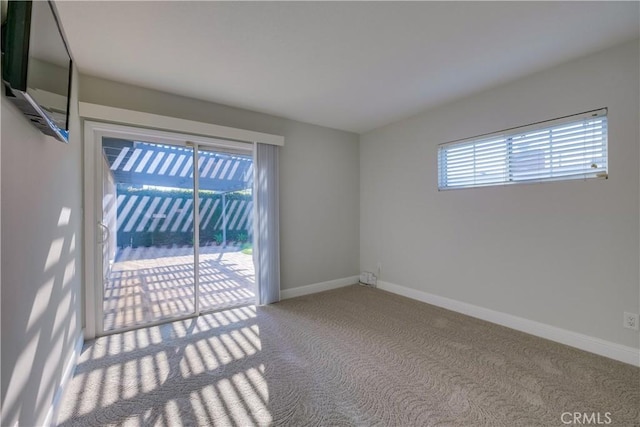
[57,285,639,426]
[103,139,253,192]
[112,190,253,247]
[103,246,255,331]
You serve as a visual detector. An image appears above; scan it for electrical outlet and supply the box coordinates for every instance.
[359,271,377,287]
[623,312,639,330]
[359,271,372,286]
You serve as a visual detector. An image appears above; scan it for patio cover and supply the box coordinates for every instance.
[102,137,253,192]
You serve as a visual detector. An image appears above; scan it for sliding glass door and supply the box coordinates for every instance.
[197,146,255,312]
[98,135,254,333]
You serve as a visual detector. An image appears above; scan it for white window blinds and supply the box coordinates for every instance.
[438,109,608,190]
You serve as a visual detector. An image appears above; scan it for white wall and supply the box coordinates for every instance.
[360,40,640,349]
[79,75,360,290]
[1,66,83,426]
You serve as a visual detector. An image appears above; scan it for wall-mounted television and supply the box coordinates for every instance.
[1,0,72,143]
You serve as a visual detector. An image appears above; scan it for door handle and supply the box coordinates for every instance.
[97,222,110,245]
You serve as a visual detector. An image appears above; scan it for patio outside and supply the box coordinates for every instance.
[102,138,255,332]
[104,245,255,331]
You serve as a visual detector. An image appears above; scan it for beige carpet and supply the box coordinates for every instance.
[57,285,640,426]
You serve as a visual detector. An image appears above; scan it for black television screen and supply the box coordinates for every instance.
[1,0,72,142]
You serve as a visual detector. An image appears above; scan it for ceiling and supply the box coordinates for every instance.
[55,1,639,134]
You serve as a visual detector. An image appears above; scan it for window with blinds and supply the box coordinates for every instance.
[437,109,608,190]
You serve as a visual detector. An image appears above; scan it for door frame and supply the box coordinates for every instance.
[83,120,254,339]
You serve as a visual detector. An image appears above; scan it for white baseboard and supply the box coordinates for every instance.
[44,333,84,427]
[281,276,359,300]
[378,281,640,367]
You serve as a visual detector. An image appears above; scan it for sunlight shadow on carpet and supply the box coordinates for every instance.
[58,306,272,426]
[57,286,640,427]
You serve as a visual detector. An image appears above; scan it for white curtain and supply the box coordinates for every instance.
[253,143,280,305]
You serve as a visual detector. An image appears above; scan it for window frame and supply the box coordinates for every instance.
[437,108,608,191]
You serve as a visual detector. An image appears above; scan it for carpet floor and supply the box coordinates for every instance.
[57,285,639,426]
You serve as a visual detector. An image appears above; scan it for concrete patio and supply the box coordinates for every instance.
[103,245,255,331]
